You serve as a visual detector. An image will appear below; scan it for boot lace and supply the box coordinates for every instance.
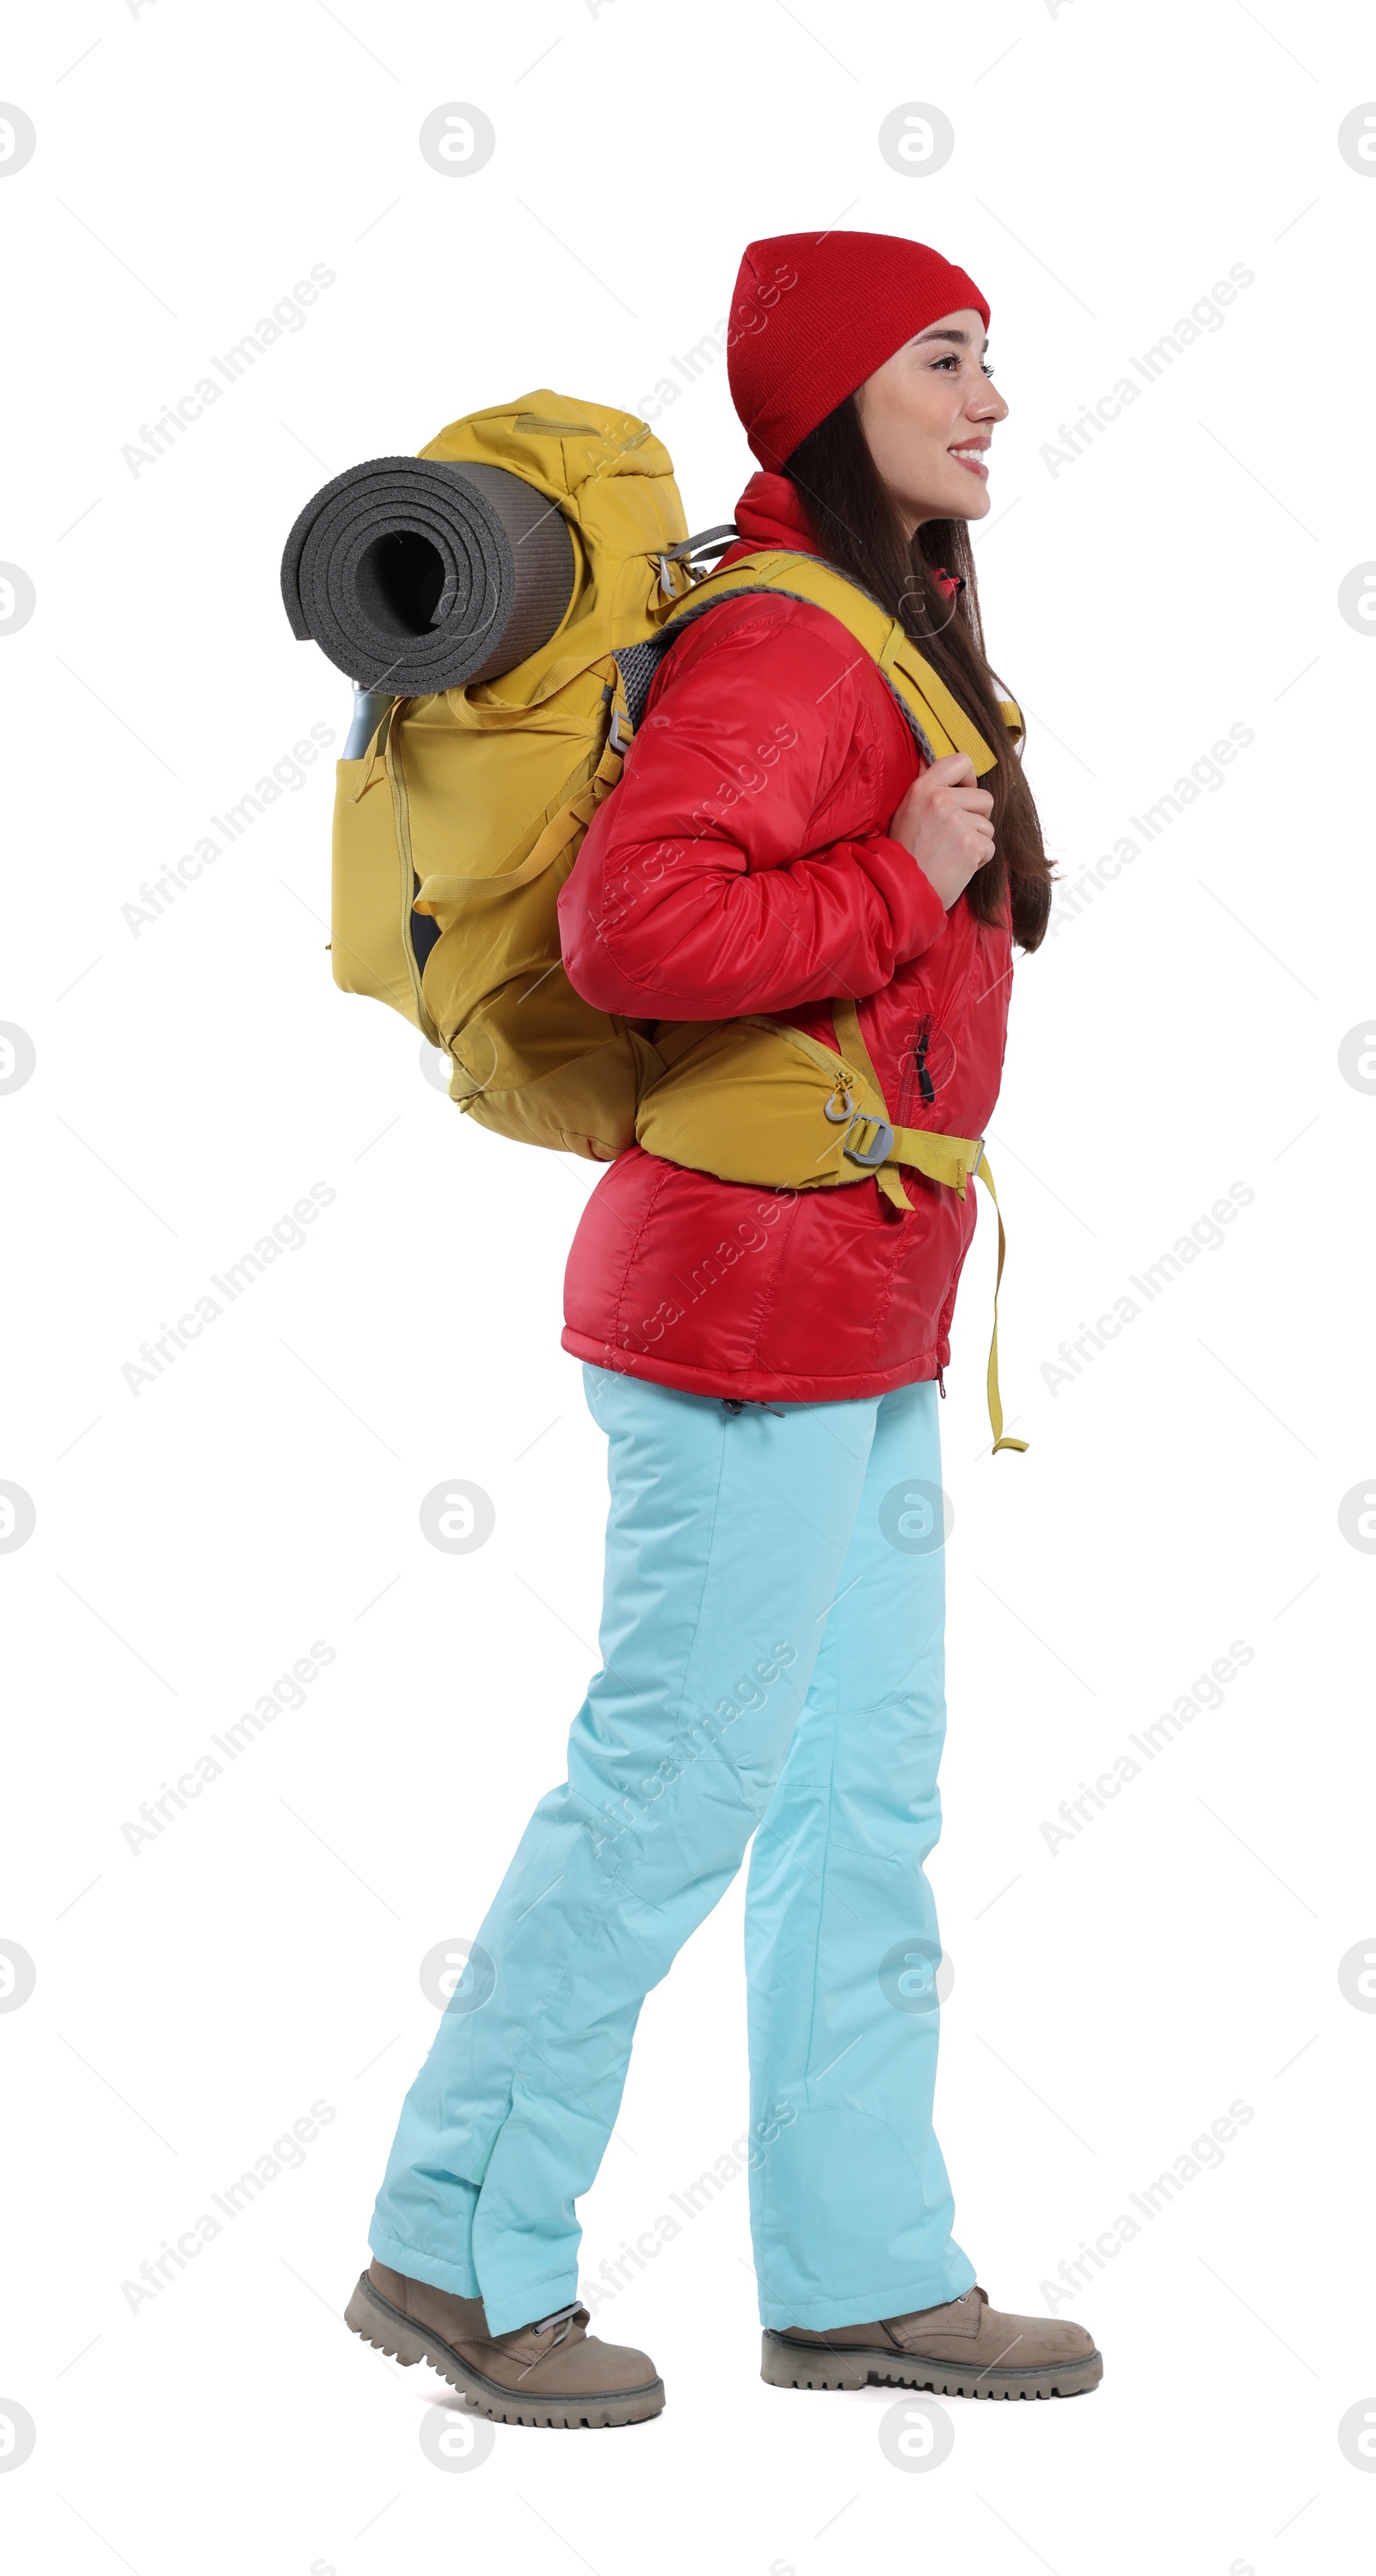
[530,2301,584,2346]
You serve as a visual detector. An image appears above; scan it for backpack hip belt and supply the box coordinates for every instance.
[637,998,1027,1457]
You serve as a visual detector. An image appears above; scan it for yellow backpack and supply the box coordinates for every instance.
[322,393,1027,1450]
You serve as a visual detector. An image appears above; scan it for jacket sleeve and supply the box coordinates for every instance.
[557,598,948,1020]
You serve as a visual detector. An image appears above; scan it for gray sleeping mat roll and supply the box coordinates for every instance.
[280,456,576,692]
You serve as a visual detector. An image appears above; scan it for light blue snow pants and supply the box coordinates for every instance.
[371,1363,975,2334]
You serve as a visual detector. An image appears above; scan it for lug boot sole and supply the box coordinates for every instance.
[345,2271,665,2429]
[761,2329,1103,2401]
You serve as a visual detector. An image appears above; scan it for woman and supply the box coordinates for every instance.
[348,230,1102,2423]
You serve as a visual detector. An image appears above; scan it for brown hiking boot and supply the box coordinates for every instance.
[345,2260,664,2428]
[763,2284,1102,2401]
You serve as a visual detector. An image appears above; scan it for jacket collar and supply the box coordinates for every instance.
[722,469,962,601]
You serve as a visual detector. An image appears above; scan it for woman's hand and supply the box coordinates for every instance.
[888,753,995,909]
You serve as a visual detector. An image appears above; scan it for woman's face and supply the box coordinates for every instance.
[856,308,1009,535]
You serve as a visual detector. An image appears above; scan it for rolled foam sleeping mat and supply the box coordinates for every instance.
[280,457,577,692]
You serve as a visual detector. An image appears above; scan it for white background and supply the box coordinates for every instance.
[3,1,1373,2569]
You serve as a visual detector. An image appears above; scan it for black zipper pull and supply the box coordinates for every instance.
[914,1014,936,1105]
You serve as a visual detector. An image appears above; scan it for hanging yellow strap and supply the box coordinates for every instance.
[836,1118,1025,1457]
[968,1150,1028,1456]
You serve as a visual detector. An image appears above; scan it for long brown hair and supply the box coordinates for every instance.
[784,394,1053,951]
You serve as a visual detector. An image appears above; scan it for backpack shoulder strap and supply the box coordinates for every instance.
[630,548,1020,777]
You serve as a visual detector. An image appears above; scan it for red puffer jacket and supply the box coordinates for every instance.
[556,471,1014,1405]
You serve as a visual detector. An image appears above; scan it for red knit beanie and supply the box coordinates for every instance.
[727,230,990,468]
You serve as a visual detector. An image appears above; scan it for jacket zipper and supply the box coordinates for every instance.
[913,1013,936,1106]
